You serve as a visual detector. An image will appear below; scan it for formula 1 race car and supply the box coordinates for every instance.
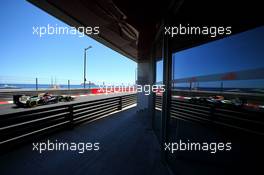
[187,95,245,108]
[13,93,74,107]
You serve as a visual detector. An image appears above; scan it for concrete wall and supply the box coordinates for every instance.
[137,59,154,111]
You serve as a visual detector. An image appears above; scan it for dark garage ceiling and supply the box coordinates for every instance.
[28,0,263,62]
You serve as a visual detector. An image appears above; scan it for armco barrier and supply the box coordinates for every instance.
[155,96,264,135]
[0,88,137,100]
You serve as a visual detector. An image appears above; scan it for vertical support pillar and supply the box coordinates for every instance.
[68,105,74,128]
[35,78,38,91]
[136,25,156,112]
[161,25,172,162]
[137,60,153,111]
[118,96,122,110]
[150,51,156,129]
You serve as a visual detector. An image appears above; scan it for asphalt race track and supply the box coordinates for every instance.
[0,92,134,115]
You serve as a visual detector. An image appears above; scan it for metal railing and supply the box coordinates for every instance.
[0,94,136,147]
[155,96,264,135]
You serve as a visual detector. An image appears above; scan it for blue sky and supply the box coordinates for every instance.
[172,26,264,79]
[0,0,137,85]
[1,0,263,89]
[156,26,264,88]
[173,26,264,88]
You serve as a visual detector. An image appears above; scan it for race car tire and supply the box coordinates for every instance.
[28,101,37,107]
